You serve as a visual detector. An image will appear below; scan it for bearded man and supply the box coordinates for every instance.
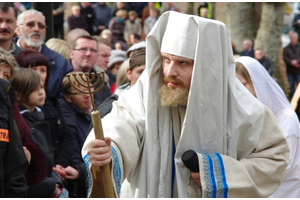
[15,9,73,100]
[82,11,289,198]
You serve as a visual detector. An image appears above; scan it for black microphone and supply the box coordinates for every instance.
[181,149,199,172]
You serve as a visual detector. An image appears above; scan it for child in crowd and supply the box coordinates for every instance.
[124,10,142,44]
[144,6,159,37]
[107,49,127,91]
[11,68,68,198]
[67,5,88,32]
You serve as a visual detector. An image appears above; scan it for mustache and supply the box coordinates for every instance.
[163,76,184,85]
[0,29,10,33]
[29,32,42,37]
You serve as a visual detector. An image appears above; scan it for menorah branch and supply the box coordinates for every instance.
[66,72,115,198]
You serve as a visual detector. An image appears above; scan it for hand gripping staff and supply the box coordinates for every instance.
[66,72,115,198]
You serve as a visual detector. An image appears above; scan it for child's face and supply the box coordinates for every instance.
[150,9,158,18]
[26,81,46,109]
[72,8,80,16]
[129,14,136,21]
[115,43,122,50]
[110,61,122,75]
[0,64,11,80]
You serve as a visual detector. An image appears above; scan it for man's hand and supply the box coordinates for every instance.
[55,164,65,181]
[87,137,112,171]
[51,183,62,198]
[52,10,58,16]
[23,146,31,164]
[190,171,201,187]
[63,166,79,180]
[291,59,299,67]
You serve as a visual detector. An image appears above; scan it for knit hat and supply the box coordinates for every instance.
[108,50,127,69]
[129,47,146,70]
[126,41,146,57]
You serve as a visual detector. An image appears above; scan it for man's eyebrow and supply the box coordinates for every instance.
[161,53,193,62]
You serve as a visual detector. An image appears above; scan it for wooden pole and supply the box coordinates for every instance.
[90,110,115,198]
[66,72,115,197]
[291,82,300,110]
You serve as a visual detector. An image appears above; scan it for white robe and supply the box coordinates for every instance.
[236,56,300,198]
[82,11,289,198]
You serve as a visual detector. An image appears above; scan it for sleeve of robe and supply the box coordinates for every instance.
[187,106,290,198]
[82,94,143,198]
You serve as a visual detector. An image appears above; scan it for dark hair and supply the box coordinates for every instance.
[11,68,42,105]
[132,33,140,40]
[0,3,18,19]
[16,49,50,87]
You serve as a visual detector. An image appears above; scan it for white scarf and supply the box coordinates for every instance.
[235,56,300,197]
[140,11,265,197]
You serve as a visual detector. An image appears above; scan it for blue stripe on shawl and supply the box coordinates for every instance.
[205,154,217,198]
[83,153,92,197]
[202,153,229,198]
[83,153,90,166]
[215,153,228,197]
[111,146,121,196]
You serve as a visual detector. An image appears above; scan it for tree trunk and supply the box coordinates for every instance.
[187,2,193,14]
[254,3,285,89]
[226,2,257,53]
[254,3,284,62]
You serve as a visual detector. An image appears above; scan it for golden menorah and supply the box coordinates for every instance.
[66,72,115,198]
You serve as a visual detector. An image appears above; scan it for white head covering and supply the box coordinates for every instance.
[140,11,265,196]
[235,56,300,198]
[126,41,146,57]
[235,56,300,138]
[84,11,268,197]
[145,11,265,158]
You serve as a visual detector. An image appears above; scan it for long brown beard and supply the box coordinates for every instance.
[158,71,189,107]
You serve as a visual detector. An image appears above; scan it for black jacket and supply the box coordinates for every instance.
[60,99,98,198]
[91,67,112,104]
[257,56,274,77]
[239,48,254,58]
[283,43,300,75]
[60,99,98,165]
[42,88,73,167]
[0,79,28,198]
[80,4,95,35]
[20,106,62,198]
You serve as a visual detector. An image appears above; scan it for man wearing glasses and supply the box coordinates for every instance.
[70,35,111,104]
[15,9,73,101]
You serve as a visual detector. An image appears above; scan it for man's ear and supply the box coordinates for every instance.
[63,93,73,103]
[126,68,132,81]
[69,50,74,60]
[15,26,20,36]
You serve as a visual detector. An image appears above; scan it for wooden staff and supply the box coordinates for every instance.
[291,82,300,110]
[67,72,115,198]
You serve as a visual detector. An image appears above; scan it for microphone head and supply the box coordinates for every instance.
[181,149,199,172]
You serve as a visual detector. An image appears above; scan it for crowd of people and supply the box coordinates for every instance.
[0,2,300,198]
[54,2,184,51]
